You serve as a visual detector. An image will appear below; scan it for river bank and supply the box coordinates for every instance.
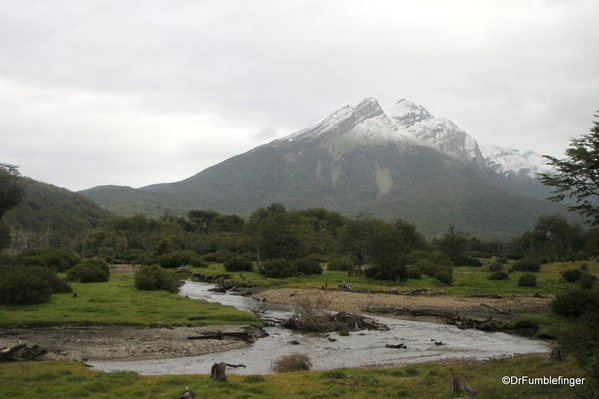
[252,287,552,324]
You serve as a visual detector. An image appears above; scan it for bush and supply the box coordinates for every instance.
[134,265,182,293]
[434,271,453,285]
[561,268,583,283]
[202,250,237,263]
[261,259,297,278]
[157,250,207,269]
[407,266,422,280]
[295,257,323,275]
[512,257,542,272]
[551,289,599,318]
[270,353,312,372]
[66,259,110,283]
[488,261,505,272]
[365,263,408,281]
[411,259,452,278]
[327,258,354,272]
[518,273,537,287]
[488,271,509,281]
[223,256,253,272]
[0,266,71,305]
[580,274,596,289]
[11,247,79,272]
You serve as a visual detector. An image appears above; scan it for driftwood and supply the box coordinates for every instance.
[406,288,430,296]
[0,342,47,362]
[480,303,509,315]
[188,330,263,343]
[385,343,406,349]
[332,312,390,331]
[468,294,502,299]
[364,306,487,330]
[178,388,194,399]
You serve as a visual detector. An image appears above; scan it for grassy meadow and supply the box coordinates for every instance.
[0,272,259,329]
[196,258,599,297]
[0,355,586,399]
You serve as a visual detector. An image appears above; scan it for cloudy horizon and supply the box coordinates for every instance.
[2,1,598,191]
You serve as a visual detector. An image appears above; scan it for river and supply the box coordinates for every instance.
[90,281,549,375]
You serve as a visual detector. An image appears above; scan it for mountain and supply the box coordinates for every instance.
[80,97,568,239]
[4,177,112,234]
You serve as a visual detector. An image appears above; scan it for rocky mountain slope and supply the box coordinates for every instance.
[80,97,566,238]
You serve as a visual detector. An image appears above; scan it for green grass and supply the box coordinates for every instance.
[0,355,587,399]
[195,259,599,297]
[0,273,260,328]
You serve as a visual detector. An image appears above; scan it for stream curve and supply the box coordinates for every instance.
[90,281,549,375]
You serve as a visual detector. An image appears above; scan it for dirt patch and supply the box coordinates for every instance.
[0,325,265,362]
[253,288,552,324]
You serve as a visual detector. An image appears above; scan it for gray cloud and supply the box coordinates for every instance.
[1,0,598,191]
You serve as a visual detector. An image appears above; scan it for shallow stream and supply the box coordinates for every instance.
[91,281,549,375]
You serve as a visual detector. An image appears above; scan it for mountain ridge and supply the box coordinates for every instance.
[80,97,567,238]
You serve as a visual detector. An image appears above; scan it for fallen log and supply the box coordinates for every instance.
[468,294,502,299]
[480,303,510,315]
[406,288,430,296]
[385,343,406,349]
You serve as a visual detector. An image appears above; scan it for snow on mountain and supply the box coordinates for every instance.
[479,145,552,179]
[280,97,550,180]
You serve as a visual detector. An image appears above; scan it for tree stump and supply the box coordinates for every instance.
[211,362,228,382]
[544,345,566,362]
[450,376,460,393]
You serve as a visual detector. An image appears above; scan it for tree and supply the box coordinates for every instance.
[540,111,599,225]
[0,164,24,250]
[435,224,472,265]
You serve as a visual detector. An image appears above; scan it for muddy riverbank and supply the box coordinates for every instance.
[0,325,265,362]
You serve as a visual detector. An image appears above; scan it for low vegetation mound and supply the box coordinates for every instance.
[66,259,110,283]
[134,265,182,293]
[270,353,312,373]
[0,266,71,305]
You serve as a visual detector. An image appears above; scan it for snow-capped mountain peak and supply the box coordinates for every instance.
[279,97,549,180]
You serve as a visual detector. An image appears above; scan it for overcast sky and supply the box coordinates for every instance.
[2,0,599,191]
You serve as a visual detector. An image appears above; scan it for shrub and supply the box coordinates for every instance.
[488,271,509,281]
[488,261,504,272]
[551,289,599,318]
[295,257,323,275]
[410,259,452,278]
[66,259,110,283]
[157,250,207,269]
[580,274,596,289]
[327,258,354,272]
[512,257,542,272]
[202,250,237,263]
[134,265,182,293]
[561,268,583,283]
[11,247,79,272]
[270,353,312,372]
[407,266,422,280]
[0,266,71,304]
[518,273,537,287]
[434,271,453,285]
[284,297,337,332]
[365,263,408,281]
[223,256,253,272]
[261,259,297,278]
